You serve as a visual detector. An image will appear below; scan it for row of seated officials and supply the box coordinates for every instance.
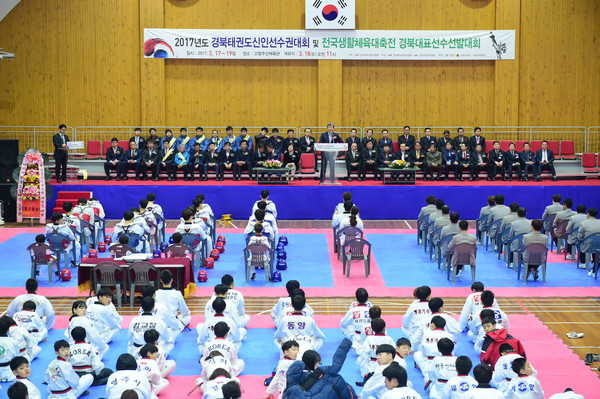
[104,126,560,182]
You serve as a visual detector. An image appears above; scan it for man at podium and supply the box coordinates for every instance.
[318,123,343,182]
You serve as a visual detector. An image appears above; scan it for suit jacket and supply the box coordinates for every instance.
[203,150,219,164]
[420,135,438,151]
[577,217,600,251]
[453,135,469,150]
[345,150,362,167]
[438,137,453,150]
[394,150,410,162]
[319,132,343,144]
[189,148,204,165]
[300,136,316,153]
[489,204,511,224]
[130,136,146,151]
[442,149,458,164]
[146,135,162,148]
[282,137,301,153]
[158,148,175,164]
[520,150,536,166]
[236,150,252,163]
[543,203,564,220]
[53,132,70,154]
[362,148,379,166]
[283,151,299,167]
[267,136,284,154]
[124,149,141,162]
[505,150,521,166]
[470,151,489,167]
[361,137,378,150]
[106,146,124,162]
[535,149,555,164]
[457,150,471,165]
[523,231,549,248]
[378,138,394,153]
[566,214,588,244]
[379,151,394,166]
[346,136,361,152]
[448,231,477,266]
[433,215,451,231]
[489,149,505,164]
[469,135,486,152]
[509,218,532,250]
[142,148,159,164]
[553,209,576,226]
[409,149,426,167]
[398,134,416,150]
[218,151,236,163]
[425,151,442,166]
[441,223,460,240]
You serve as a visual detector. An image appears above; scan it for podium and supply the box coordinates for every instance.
[315,143,347,185]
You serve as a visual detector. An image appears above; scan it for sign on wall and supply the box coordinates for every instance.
[143,29,515,61]
[305,0,356,30]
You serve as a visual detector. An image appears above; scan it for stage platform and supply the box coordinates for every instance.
[48,178,600,220]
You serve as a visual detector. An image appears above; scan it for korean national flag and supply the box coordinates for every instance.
[306,0,355,30]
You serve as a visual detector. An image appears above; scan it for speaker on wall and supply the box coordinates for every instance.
[0,139,18,183]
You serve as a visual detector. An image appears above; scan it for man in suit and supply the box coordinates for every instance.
[361,140,379,180]
[409,141,426,173]
[442,142,459,181]
[566,204,587,261]
[425,144,443,181]
[505,142,523,181]
[469,127,486,153]
[361,128,377,150]
[447,220,477,277]
[509,207,532,253]
[157,138,176,180]
[551,198,576,248]
[542,193,563,228]
[535,140,558,181]
[379,143,394,170]
[420,127,438,151]
[500,202,521,238]
[577,208,600,276]
[457,143,471,181]
[488,194,511,224]
[188,142,205,181]
[129,127,146,152]
[318,123,343,182]
[140,139,159,181]
[300,128,316,153]
[522,219,549,280]
[395,143,410,163]
[488,141,506,181]
[233,140,252,181]
[398,126,416,151]
[203,141,220,180]
[377,129,393,154]
[520,142,537,181]
[232,127,253,152]
[346,128,361,152]
[218,141,236,180]
[453,127,469,150]
[282,129,300,153]
[119,141,141,180]
[268,128,284,157]
[104,137,124,181]
[418,195,437,221]
[469,144,489,181]
[437,130,452,150]
[345,142,362,182]
[441,211,461,240]
[52,124,69,183]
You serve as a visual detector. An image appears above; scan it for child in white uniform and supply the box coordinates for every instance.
[197,298,244,353]
[412,298,461,348]
[425,338,457,399]
[7,278,55,330]
[357,318,396,377]
[380,365,422,399]
[201,322,245,377]
[137,344,169,396]
[0,317,19,383]
[66,301,108,358]
[44,340,93,399]
[270,280,300,322]
[264,340,299,399]
[277,288,315,325]
[10,356,41,399]
[458,282,498,332]
[6,316,41,361]
[464,364,504,399]
[505,358,544,399]
[442,356,478,399]
[155,270,191,334]
[128,297,172,355]
[274,296,325,350]
[45,212,78,265]
[113,210,147,252]
[402,286,432,342]
[211,274,250,327]
[69,327,113,386]
[134,329,176,378]
[360,344,403,399]
[12,301,47,344]
[86,288,122,344]
[106,354,154,399]
[413,316,455,373]
[340,288,372,345]
[492,343,537,393]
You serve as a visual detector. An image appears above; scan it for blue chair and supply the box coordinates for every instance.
[577,232,600,276]
[45,232,74,269]
[476,214,489,245]
[181,233,206,270]
[423,220,436,252]
[429,227,443,260]
[564,227,579,262]
[505,233,525,269]
[541,214,556,235]
[485,220,503,252]
[436,234,456,271]
[117,232,145,253]
[417,214,430,245]
[495,227,512,259]
[153,212,166,243]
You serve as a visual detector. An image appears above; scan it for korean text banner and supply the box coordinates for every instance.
[143,29,515,60]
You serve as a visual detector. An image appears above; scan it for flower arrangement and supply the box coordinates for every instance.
[264,159,282,169]
[24,166,40,184]
[21,185,41,200]
[20,162,41,199]
[390,159,409,169]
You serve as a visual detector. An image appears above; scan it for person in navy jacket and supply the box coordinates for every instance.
[346,128,361,152]
[442,142,459,181]
[488,141,506,181]
[520,142,538,181]
[104,137,124,181]
[119,141,142,180]
[535,140,558,181]
[218,141,236,180]
[234,140,252,181]
[420,127,438,151]
[505,142,523,181]
[398,126,416,151]
[469,127,486,153]
[377,129,393,154]
[318,123,343,182]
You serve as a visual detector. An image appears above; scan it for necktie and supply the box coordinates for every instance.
[478,154,483,163]
[401,152,405,160]
[353,151,356,158]
[463,152,466,160]
[329,134,333,142]
[476,137,480,144]
[132,150,135,158]
[60,134,64,144]
[543,151,547,162]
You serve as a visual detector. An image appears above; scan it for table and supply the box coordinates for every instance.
[378,167,418,185]
[252,167,294,184]
[78,257,193,295]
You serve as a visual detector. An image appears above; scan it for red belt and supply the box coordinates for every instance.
[51,387,72,394]
[370,357,377,361]
[506,378,512,382]
[428,356,435,360]
[19,348,26,353]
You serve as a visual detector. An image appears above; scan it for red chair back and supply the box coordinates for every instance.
[515,140,527,152]
[499,140,511,152]
[300,153,316,171]
[560,140,574,156]
[581,153,597,168]
[547,140,559,155]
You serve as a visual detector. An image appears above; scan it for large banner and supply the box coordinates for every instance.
[144,29,515,60]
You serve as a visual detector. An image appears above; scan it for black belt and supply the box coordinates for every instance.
[31,329,39,332]
[51,387,72,394]
[19,348,26,353]
[438,379,448,383]
[73,365,92,370]
[428,356,435,360]
[355,331,361,334]
[506,378,512,382]
[0,362,9,367]
[370,357,377,361]
[133,342,142,347]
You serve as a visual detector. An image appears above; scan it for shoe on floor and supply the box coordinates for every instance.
[250,273,256,281]
[566,331,584,339]
[588,270,595,277]
[566,254,572,260]
[533,270,539,281]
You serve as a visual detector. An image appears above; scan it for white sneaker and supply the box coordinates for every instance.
[566,254,572,260]
[588,270,595,277]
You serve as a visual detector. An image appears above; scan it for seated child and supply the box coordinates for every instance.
[128,297,172,355]
[66,300,108,358]
[155,270,192,333]
[247,223,271,281]
[425,338,458,399]
[360,344,403,398]
[175,209,212,258]
[264,340,299,399]
[505,357,544,399]
[134,330,176,379]
[46,212,78,265]
[357,318,396,377]
[203,371,241,399]
[380,365,421,399]
[7,381,29,399]
[12,301,48,344]
[10,356,41,399]
[210,274,249,328]
[412,297,461,347]
[44,340,93,398]
[413,316,455,373]
[270,280,300,322]
[393,338,413,371]
[277,289,315,324]
[113,211,146,252]
[443,356,478,399]
[69,327,113,386]
[465,364,505,399]
[469,290,509,341]
[5,316,41,361]
[358,306,382,347]
[86,288,122,344]
[197,298,244,353]
[197,351,238,390]
[458,282,498,332]
[402,286,432,342]
[492,343,537,393]
[106,354,153,399]
[274,296,325,351]
[137,344,169,396]
[7,278,55,330]
[201,322,245,377]
[340,288,371,345]
[480,317,525,370]
[138,286,180,341]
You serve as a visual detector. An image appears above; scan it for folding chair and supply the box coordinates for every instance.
[90,262,126,307]
[243,243,274,284]
[341,238,372,278]
[26,243,60,283]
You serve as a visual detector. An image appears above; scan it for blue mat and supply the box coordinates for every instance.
[369,234,599,287]
[0,327,480,399]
